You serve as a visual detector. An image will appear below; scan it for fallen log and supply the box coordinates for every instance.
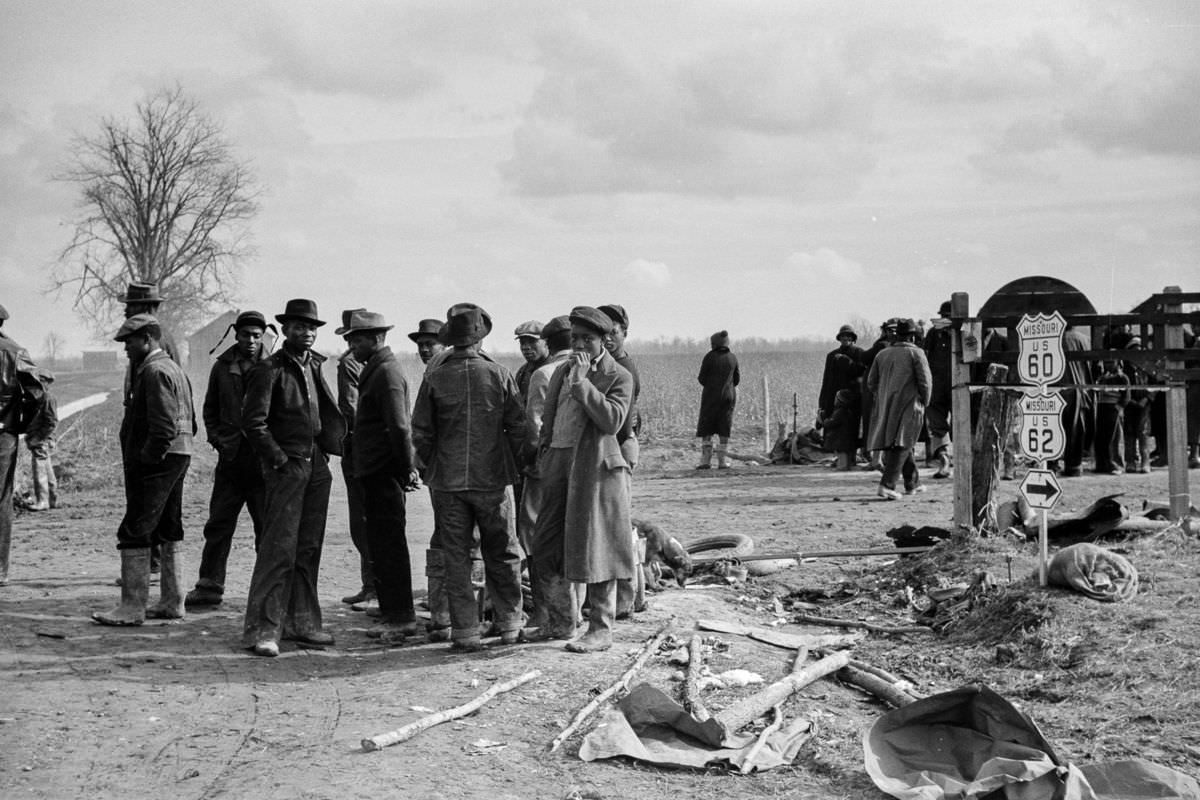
[836,663,918,708]
[683,634,711,722]
[715,648,847,734]
[793,612,932,635]
[548,618,674,753]
[738,704,785,775]
[692,546,932,565]
[361,669,542,752]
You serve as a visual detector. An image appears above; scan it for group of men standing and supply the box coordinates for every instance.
[89,289,642,658]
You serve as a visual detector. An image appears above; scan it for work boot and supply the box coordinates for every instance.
[933,451,951,479]
[424,548,452,639]
[27,459,50,511]
[146,541,185,620]
[341,587,375,605]
[715,444,731,470]
[185,584,223,607]
[695,444,713,470]
[566,580,616,653]
[93,548,151,626]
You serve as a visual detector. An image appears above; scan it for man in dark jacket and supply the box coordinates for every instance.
[345,310,420,642]
[412,304,526,651]
[21,367,58,512]
[695,330,740,469]
[334,309,374,609]
[240,299,345,657]
[94,314,196,625]
[923,302,954,478]
[817,324,864,462]
[185,311,269,607]
[0,303,39,585]
[513,320,548,399]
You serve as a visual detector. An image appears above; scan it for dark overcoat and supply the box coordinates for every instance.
[538,352,634,583]
[695,347,739,438]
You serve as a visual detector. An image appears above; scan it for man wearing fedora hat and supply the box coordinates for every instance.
[240,299,345,657]
[334,309,374,610]
[185,310,270,608]
[408,318,445,366]
[344,310,421,642]
[818,324,864,440]
[412,304,526,651]
[119,282,180,363]
[94,314,197,625]
[530,306,635,653]
[866,318,932,501]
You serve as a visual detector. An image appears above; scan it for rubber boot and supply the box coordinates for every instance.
[715,444,730,470]
[93,548,151,626]
[147,541,185,620]
[566,580,616,653]
[425,548,451,642]
[695,444,713,470]
[28,459,50,511]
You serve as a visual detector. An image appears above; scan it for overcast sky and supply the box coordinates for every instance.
[2,0,1197,357]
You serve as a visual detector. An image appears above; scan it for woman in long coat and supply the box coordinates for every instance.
[529,307,634,653]
[695,330,740,469]
[866,319,931,499]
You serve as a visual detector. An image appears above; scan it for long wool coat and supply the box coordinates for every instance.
[695,347,740,438]
[866,341,932,451]
[538,351,634,583]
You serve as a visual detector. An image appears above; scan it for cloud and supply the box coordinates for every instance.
[622,259,670,287]
[784,248,863,282]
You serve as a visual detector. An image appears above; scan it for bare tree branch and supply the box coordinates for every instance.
[51,85,258,338]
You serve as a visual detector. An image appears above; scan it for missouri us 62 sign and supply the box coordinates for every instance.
[1020,468,1062,511]
[1018,389,1066,462]
[1016,311,1067,386]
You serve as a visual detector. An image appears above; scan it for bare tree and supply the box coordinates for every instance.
[42,331,66,366]
[53,86,257,337]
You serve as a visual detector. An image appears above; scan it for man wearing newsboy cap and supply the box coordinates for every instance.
[185,310,271,608]
[528,306,635,653]
[94,314,197,626]
[240,299,345,657]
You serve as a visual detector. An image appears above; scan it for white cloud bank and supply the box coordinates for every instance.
[784,248,864,282]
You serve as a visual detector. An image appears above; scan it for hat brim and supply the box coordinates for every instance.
[339,325,394,336]
[275,314,326,327]
[442,333,482,347]
[408,331,440,343]
[118,295,164,305]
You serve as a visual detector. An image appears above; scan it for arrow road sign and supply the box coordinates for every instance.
[1020,468,1062,511]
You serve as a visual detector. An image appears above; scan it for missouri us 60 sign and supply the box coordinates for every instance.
[1018,389,1066,462]
[1020,468,1062,511]
[1016,311,1067,386]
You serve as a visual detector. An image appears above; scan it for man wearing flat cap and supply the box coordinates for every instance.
[0,303,40,585]
[530,306,634,653]
[346,310,421,642]
[412,304,526,651]
[866,318,932,501]
[334,309,374,610]
[94,314,197,625]
[240,299,345,657]
[513,320,548,400]
[185,310,270,608]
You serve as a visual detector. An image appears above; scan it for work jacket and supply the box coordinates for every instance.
[121,349,196,463]
[203,343,268,462]
[241,346,345,466]
[337,350,363,475]
[0,333,37,433]
[353,347,415,477]
[412,346,525,492]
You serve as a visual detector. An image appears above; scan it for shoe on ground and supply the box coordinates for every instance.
[565,631,612,653]
[427,627,451,642]
[877,486,902,501]
[694,464,711,470]
[1107,468,1125,475]
[499,629,527,645]
[341,589,375,605]
[284,630,334,646]
[350,597,380,614]
[904,485,927,495]
[1061,467,1083,477]
[252,640,279,658]
[184,588,222,607]
[522,625,576,642]
[1137,465,1151,474]
[450,638,484,652]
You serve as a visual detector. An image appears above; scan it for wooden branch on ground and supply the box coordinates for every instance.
[361,669,542,752]
[793,612,932,635]
[715,649,846,734]
[739,704,785,774]
[836,664,918,708]
[683,633,710,722]
[548,618,674,753]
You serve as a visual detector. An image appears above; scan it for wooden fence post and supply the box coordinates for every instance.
[950,292,974,529]
[971,364,1014,530]
[1161,286,1191,519]
[763,374,771,454]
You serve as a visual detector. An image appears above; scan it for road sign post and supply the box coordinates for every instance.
[1016,312,1067,587]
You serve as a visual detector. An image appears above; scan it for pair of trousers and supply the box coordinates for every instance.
[242,455,331,646]
[1094,405,1125,472]
[431,488,523,641]
[925,395,952,454]
[360,467,414,623]
[0,432,17,581]
[1061,389,1094,471]
[342,468,373,593]
[880,447,918,491]
[117,454,190,550]
[195,447,265,591]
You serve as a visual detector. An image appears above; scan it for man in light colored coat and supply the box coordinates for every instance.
[867,318,932,500]
[529,306,634,653]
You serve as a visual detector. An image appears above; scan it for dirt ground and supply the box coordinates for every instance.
[3,375,1200,799]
